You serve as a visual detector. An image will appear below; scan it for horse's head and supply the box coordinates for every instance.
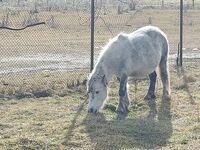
[87,74,108,113]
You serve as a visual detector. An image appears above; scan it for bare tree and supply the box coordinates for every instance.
[162,0,165,9]
[192,0,195,9]
[118,0,138,11]
[129,0,138,11]
[30,1,39,14]
[72,0,75,9]
[17,0,20,6]
[2,14,9,27]
[46,0,49,11]
[118,4,122,14]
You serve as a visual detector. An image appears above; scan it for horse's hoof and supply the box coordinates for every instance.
[116,112,128,120]
[116,106,129,115]
[88,108,98,114]
[116,109,129,115]
[144,94,156,100]
[162,94,171,101]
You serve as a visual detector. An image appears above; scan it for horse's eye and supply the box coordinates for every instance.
[96,91,99,94]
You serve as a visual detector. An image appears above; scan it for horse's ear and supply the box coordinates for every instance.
[102,75,107,87]
[87,73,90,79]
[98,66,104,76]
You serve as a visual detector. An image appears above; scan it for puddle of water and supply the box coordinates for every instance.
[169,49,200,59]
[1,53,75,63]
[0,50,199,75]
[0,53,90,75]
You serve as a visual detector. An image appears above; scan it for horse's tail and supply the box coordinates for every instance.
[159,36,171,96]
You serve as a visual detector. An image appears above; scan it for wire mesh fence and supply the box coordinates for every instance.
[0,0,91,73]
[0,0,200,99]
[0,0,91,99]
[93,0,200,64]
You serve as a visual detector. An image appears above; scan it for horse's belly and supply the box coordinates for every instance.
[128,59,159,77]
[129,68,155,77]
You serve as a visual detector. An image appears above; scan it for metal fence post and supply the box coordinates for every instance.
[180,0,183,66]
[90,0,95,72]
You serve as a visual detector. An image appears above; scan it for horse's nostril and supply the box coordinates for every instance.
[88,108,94,113]
[90,108,94,113]
[94,109,97,114]
[88,108,98,114]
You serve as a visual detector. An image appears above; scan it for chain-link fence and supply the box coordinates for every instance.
[0,0,200,99]
[93,0,200,64]
[0,0,91,99]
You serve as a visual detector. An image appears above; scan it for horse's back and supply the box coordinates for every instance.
[129,26,168,56]
[100,26,169,77]
[124,26,169,76]
[131,26,167,40]
[139,26,169,61]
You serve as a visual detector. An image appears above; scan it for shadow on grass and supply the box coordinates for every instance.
[176,66,200,122]
[62,97,87,148]
[84,98,172,149]
[176,66,196,104]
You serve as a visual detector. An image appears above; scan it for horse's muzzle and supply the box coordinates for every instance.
[88,108,98,114]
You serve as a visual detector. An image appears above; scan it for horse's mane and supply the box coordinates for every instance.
[87,32,128,90]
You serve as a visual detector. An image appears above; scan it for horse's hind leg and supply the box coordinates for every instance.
[144,71,157,100]
[159,57,171,100]
[117,74,129,114]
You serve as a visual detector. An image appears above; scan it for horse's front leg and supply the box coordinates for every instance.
[117,74,129,114]
[144,71,157,100]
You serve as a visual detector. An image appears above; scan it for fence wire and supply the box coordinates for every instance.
[0,0,91,99]
[0,0,200,99]
[93,0,200,64]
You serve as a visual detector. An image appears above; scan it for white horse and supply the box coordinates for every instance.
[87,26,171,114]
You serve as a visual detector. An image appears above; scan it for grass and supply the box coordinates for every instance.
[0,7,200,150]
[0,62,200,149]
[0,70,88,99]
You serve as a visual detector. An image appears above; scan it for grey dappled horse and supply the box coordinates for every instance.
[87,26,171,114]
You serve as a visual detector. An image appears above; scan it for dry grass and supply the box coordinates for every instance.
[0,70,88,99]
[0,8,200,149]
[0,63,200,149]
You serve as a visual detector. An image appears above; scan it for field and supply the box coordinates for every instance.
[0,5,200,150]
[0,63,200,149]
